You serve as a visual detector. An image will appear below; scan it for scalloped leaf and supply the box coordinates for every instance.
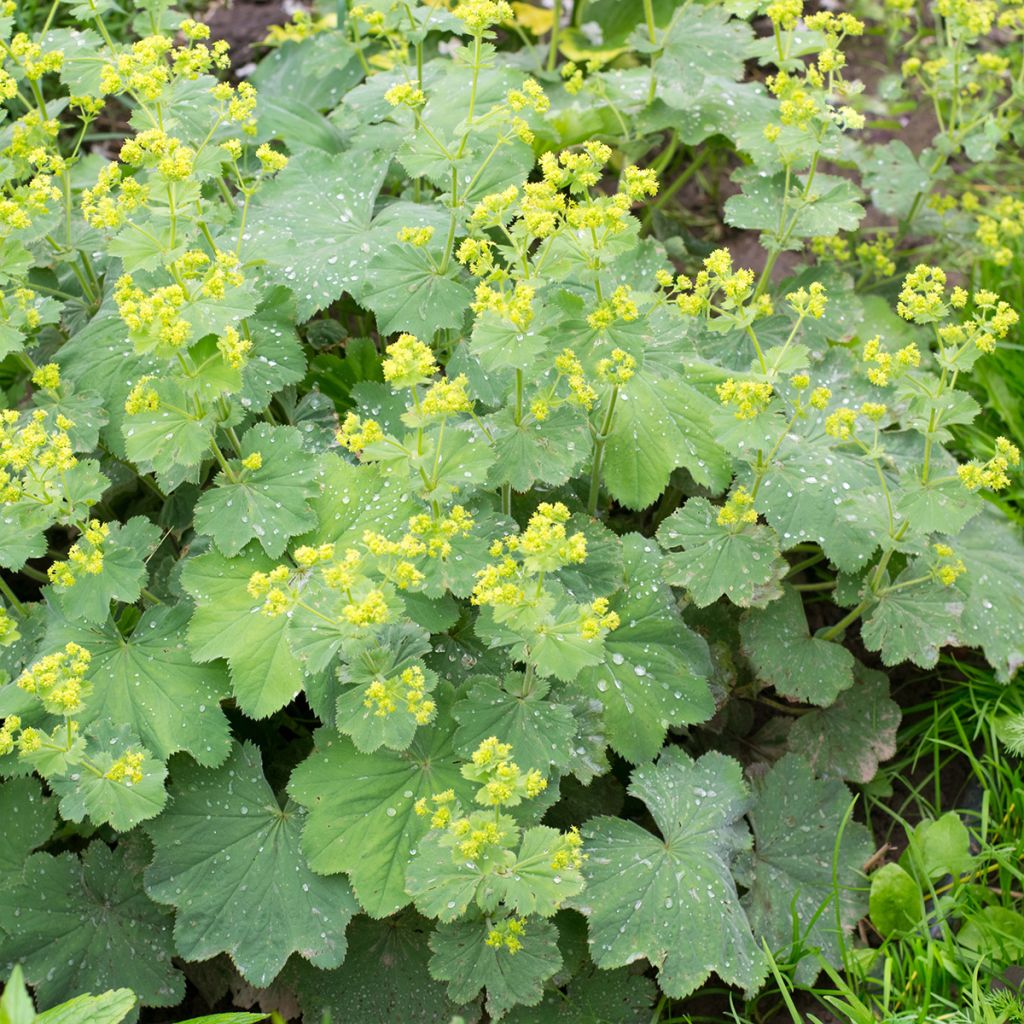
[580,749,766,998]
[46,604,232,767]
[577,534,714,763]
[181,546,304,719]
[787,664,899,782]
[245,149,387,319]
[740,586,855,706]
[285,912,474,1024]
[144,742,357,987]
[0,776,56,874]
[658,498,787,608]
[0,839,183,1011]
[429,916,561,1020]
[193,424,320,558]
[739,754,873,985]
[289,706,474,917]
[452,674,576,773]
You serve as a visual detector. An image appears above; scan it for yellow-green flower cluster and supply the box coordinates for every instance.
[383,333,437,388]
[471,281,535,330]
[825,407,859,440]
[364,665,436,725]
[862,335,921,387]
[486,916,526,954]
[384,81,426,107]
[337,412,385,453]
[587,285,639,332]
[217,325,252,369]
[785,281,828,319]
[420,374,473,418]
[105,749,145,784]
[716,378,773,420]
[114,275,190,351]
[125,377,160,415]
[47,520,109,590]
[855,236,896,278]
[554,349,597,409]
[896,265,949,323]
[580,597,620,639]
[595,348,637,385]
[397,225,435,248]
[16,642,91,716]
[957,437,1020,492]
[931,543,967,587]
[506,78,549,113]
[717,486,758,528]
[456,238,496,277]
[675,248,766,319]
[247,564,296,616]
[0,409,76,503]
[464,737,547,807]
[472,503,589,610]
[80,161,149,230]
[0,715,22,757]
[453,0,514,33]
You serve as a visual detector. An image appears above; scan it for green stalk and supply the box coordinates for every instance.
[0,575,26,616]
[546,0,563,72]
[587,386,619,516]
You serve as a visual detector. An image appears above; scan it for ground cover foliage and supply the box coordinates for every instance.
[0,0,1023,1021]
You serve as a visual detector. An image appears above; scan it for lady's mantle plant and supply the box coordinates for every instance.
[0,0,1023,1020]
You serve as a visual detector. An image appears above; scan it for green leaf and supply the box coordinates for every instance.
[49,517,160,624]
[895,473,982,536]
[658,498,788,608]
[0,504,55,571]
[246,149,387,319]
[859,141,935,219]
[869,863,923,936]
[122,379,214,481]
[900,813,974,883]
[657,4,753,98]
[286,912,472,1024]
[334,623,437,753]
[0,966,37,1024]
[49,720,167,831]
[744,435,880,572]
[429,916,562,1019]
[144,741,357,987]
[289,709,474,917]
[33,989,137,1024]
[955,510,1024,682]
[0,839,183,1011]
[360,244,471,339]
[489,406,589,493]
[861,570,964,669]
[787,664,900,782]
[47,604,232,767]
[724,170,864,243]
[300,456,420,549]
[0,777,56,874]
[603,370,731,510]
[505,960,656,1024]
[578,535,714,763]
[740,587,855,706]
[182,546,304,719]
[194,424,320,558]
[452,674,575,772]
[581,748,765,998]
[470,307,554,376]
[739,754,872,985]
